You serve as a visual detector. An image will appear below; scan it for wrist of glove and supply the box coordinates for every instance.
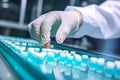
[27,10,83,44]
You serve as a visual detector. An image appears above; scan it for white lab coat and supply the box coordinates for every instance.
[66,0,120,39]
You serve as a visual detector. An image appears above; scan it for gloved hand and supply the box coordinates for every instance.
[27,10,83,44]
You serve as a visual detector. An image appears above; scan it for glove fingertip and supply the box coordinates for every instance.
[56,34,64,44]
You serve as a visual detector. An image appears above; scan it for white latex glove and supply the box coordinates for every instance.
[27,10,83,44]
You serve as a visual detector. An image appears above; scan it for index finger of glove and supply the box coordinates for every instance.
[40,11,61,44]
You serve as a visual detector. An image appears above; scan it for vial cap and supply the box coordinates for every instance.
[98,58,105,65]
[48,52,54,57]
[82,55,88,59]
[90,57,97,63]
[75,54,82,61]
[106,62,115,69]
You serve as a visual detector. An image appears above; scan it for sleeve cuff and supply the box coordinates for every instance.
[64,6,101,38]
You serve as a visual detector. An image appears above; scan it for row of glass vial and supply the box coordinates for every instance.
[28,48,120,80]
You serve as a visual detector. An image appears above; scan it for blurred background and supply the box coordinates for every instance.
[1,0,120,56]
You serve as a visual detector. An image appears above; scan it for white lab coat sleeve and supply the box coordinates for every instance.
[65,0,120,39]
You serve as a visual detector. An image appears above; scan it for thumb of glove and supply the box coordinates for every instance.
[56,10,83,43]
